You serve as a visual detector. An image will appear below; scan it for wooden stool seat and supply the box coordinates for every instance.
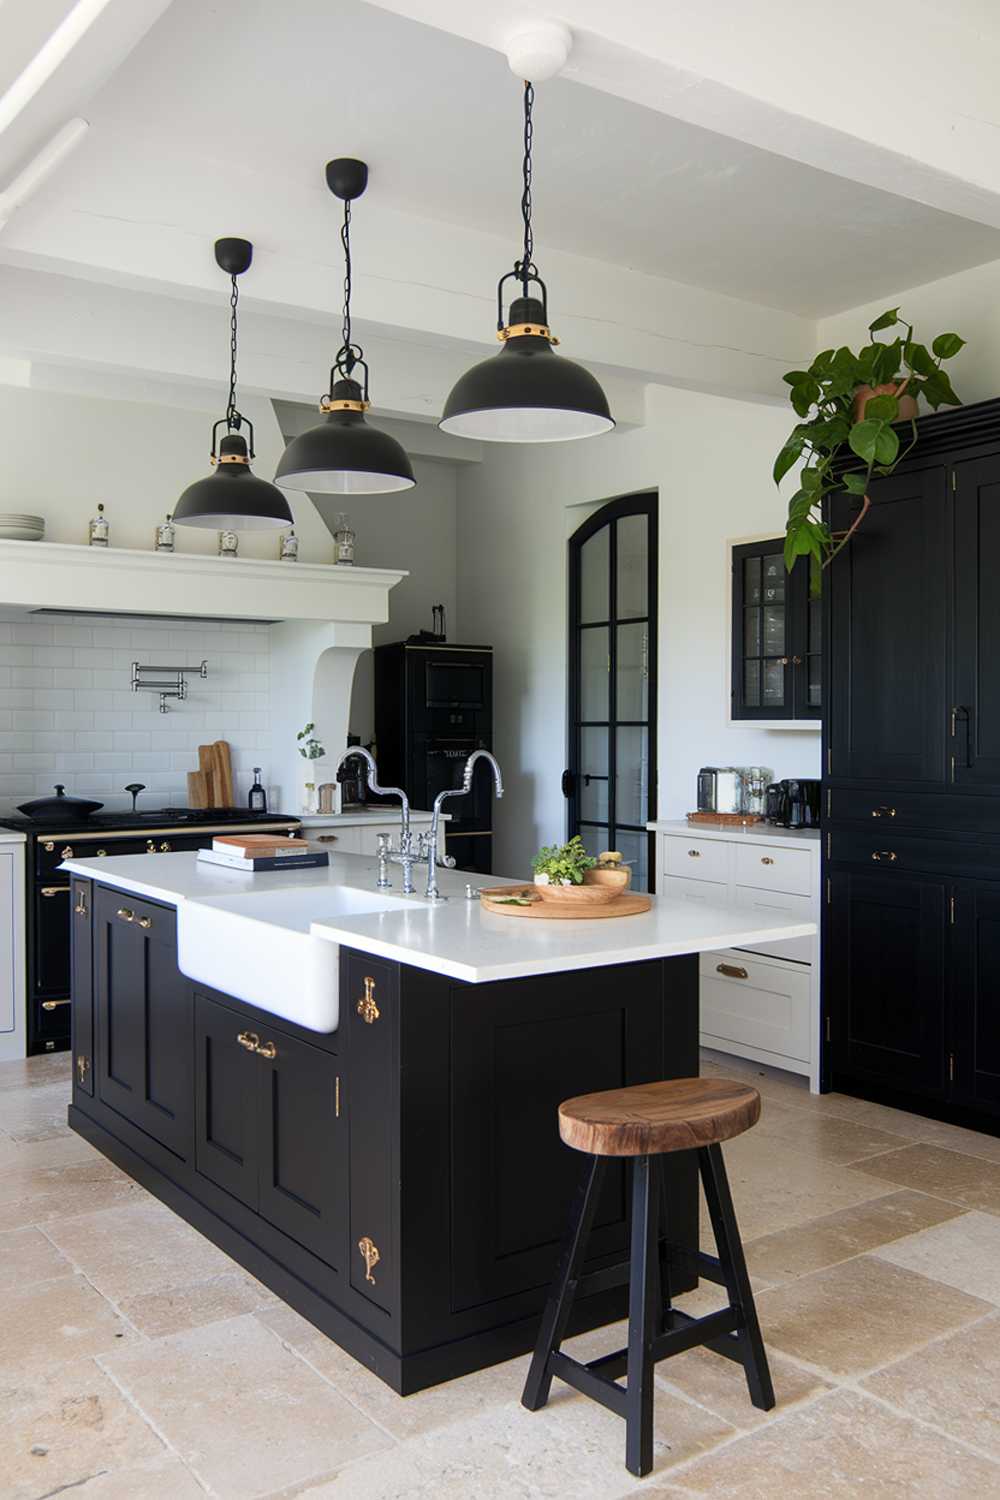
[558,1077,761,1157]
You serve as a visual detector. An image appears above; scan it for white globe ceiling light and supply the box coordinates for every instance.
[438,25,614,445]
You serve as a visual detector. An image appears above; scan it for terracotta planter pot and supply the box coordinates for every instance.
[852,382,918,423]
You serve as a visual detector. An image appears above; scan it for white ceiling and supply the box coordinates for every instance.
[53,0,1000,319]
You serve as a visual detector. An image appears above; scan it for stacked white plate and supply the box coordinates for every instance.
[0,513,44,540]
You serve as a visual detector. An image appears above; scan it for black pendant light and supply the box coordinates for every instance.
[173,239,293,530]
[440,82,614,443]
[275,160,415,495]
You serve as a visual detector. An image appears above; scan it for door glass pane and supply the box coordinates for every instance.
[580,527,609,623]
[744,660,761,708]
[762,553,785,603]
[808,656,821,707]
[579,824,609,860]
[616,726,648,826]
[580,628,608,720]
[617,513,648,618]
[615,829,649,893]
[763,606,785,656]
[808,596,821,652]
[744,556,761,606]
[616,622,649,720]
[763,658,785,706]
[744,609,761,657]
[580,728,609,821]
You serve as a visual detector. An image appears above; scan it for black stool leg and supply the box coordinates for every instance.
[625,1154,660,1477]
[656,1156,674,1335]
[522,1153,605,1412]
[699,1143,775,1411]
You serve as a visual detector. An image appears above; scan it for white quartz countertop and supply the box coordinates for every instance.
[648,819,821,848]
[297,809,441,827]
[61,849,817,985]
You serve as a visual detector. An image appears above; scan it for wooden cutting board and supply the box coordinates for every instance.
[197,745,217,805]
[187,770,210,808]
[480,885,652,919]
[212,741,234,808]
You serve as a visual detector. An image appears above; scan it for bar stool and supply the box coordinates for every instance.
[522,1077,774,1478]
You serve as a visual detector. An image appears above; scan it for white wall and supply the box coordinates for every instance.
[0,384,333,560]
[456,383,821,876]
[817,259,1000,405]
[344,457,458,747]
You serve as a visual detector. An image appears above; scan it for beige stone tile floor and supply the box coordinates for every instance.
[3,1047,1000,1497]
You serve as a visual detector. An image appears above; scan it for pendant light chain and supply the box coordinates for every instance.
[341,196,353,358]
[226,272,240,433]
[518,80,536,294]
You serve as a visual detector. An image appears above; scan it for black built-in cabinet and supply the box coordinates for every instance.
[824,398,1000,1127]
[731,540,820,721]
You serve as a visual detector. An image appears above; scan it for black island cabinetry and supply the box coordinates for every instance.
[824,397,1000,1126]
[68,876,699,1393]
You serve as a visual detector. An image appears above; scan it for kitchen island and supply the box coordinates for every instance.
[62,849,815,1394]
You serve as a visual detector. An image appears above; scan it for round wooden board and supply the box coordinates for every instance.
[480,885,652,919]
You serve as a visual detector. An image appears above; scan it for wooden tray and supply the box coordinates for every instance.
[686,811,764,827]
[480,885,652,919]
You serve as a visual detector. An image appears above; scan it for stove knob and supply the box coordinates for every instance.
[61,845,74,859]
[44,841,55,853]
[160,841,172,853]
[146,841,157,853]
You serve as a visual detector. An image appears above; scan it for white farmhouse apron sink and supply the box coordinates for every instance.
[177,884,426,1032]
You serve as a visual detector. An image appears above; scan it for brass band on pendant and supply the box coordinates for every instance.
[498,322,559,344]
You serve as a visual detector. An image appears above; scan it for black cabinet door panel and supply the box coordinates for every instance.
[70,880,93,1095]
[828,464,949,784]
[194,992,259,1209]
[829,868,947,1094]
[954,457,1000,792]
[95,888,192,1158]
[257,1026,344,1271]
[951,882,1000,1112]
[346,952,398,1317]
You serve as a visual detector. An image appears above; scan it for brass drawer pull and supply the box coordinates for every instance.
[317,835,338,843]
[716,963,749,980]
[236,1030,260,1051]
[760,856,775,866]
[42,998,70,1010]
[255,1039,277,1059]
[358,1235,381,1285]
[41,885,69,897]
[687,849,701,858]
[116,907,134,923]
[871,806,897,819]
[871,850,898,863]
[357,976,380,1024]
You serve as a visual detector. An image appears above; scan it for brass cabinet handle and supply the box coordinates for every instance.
[255,1039,277,1059]
[116,907,134,923]
[76,1054,90,1083]
[760,856,775,866]
[41,885,69,897]
[871,806,897,818]
[74,890,88,917]
[96,849,107,857]
[357,976,380,1025]
[317,835,338,843]
[236,1030,260,1051]
[687,849,702,858]
[42,998,70,1010]
[716,963,749,980]
[358,1235,381,1284]
[871,850,898,863]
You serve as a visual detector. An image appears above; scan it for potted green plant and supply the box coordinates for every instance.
[531,835,596,886]
[773,309,965,586]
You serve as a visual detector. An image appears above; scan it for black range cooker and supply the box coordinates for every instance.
[1,805,299,1055]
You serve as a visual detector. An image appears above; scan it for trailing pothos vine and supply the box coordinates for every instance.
[773,309,965,590]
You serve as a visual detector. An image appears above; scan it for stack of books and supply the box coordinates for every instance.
[196,835,329,873]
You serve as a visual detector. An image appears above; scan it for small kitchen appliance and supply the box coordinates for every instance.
[766,777,822,829]
[696,767,745,816]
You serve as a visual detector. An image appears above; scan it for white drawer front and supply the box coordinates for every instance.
[307,827,361,853]
[734,842,813,897]
[700,949,811,1063]
[662,874,729,908]
[734,887,815,964]
[664,836,730,884]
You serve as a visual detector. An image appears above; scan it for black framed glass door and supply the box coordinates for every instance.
[565,494,657,891]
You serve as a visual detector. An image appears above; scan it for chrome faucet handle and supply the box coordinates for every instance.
[376,832,392,890]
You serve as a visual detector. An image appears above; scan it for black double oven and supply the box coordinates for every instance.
[1,807,298,1054]
[374,642,494,873]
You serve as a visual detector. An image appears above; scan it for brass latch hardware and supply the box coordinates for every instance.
[716,963,749,980]
[335,1075,341,1118]
[357,976,380,1025]
[42,999,70,1010]
[871,806,896,819]
[41,885,69,897]
[826,876,832,905]
[116,907,134,923]
[137,916,152,929]
[74,888,88,917]
[826,832,832,858]
[949,1052,955,1083]
[256,1039,277,1059]
[871,851,897,863]
[236,1030,260,1052]
[358,1236,381,1284]
[76,1054,90,1084]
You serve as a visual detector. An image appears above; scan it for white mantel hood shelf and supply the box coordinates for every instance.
[0,539,407,625]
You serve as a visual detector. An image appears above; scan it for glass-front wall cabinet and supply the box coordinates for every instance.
[731,540,820,722]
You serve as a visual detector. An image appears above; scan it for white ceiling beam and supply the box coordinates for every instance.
[368,0,1000,229]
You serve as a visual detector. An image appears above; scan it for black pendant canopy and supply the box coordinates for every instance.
[440,83,613,444]
[173,238,293,530]
[275,159,415,495]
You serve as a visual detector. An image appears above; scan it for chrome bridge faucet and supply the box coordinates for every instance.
[335,746,418,895]
[424,749,504,901]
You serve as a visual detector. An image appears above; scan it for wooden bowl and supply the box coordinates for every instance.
[584,866,631,893]
[533,879,621,906]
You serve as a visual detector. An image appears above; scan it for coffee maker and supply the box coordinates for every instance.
[765,778,822,829]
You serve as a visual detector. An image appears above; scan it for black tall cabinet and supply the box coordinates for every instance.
[824,398,1000,1127]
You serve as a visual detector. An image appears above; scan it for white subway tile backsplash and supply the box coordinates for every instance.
[0,612,271,813]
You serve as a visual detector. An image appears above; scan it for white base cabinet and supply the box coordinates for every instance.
[651,821,821,1091]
